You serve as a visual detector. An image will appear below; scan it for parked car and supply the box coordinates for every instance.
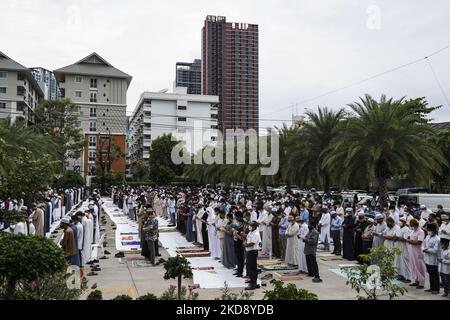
[397,193,450,212]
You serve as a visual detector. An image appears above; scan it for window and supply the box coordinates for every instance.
[74,105,82,113]
[90,107,97,117]
[74,76,83,83]
[89,122,97,132]
[0,102,6,109]
[178,117,187,122]
[177,105,187,110]
[90,78,97,88]
[0,71,7,79]
[17,104,23,111]
[0,87,6,94]
[144,123,151,128]
[90,92,97,103]
[89,136,97,147]
[75,121,81,128]
[88,151,96,162]
[74,91,82,98]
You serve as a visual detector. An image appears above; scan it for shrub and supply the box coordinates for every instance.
[87,290,103,300]
[163,255,193,300]
[263,280,318,300]
[137,293,159,300]
[342,245,407,300]
[0,233,71,299]
[215,282,253,300]
[159,285,198,300]
[111,294,133,300]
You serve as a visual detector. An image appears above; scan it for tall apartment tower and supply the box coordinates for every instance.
[201,15,259,134]
[54,53,132,181]
[175,59,201,94]
[30,67,61,100]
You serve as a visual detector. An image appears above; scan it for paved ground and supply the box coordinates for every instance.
[79,210,448,300]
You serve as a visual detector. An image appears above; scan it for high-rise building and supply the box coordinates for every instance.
[175,59,201,94]
[128,87,218,172]
[30,67,61,100]
[201,15,259,134]
[54,53,132,182]
[0,51,44,125]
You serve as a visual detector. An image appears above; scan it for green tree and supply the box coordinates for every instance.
[263,280,318,300]
[324,95,446,205]
[34,98,84,174]
[342,245,407,300]
[429,130,450,192]
[149,134,184,185]
[60,170,85,189]
[0,233,74,299]
[133,160,149,181]
[163,255,193,300]
[96,135,125,191]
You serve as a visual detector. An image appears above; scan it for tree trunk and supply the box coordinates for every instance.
[6,279,16,299]
[377,176,388,208]
[177,275,182,300]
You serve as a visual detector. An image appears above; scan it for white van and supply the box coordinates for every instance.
[397,193,450,212]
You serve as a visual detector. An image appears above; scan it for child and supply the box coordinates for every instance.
[438,234,450,297]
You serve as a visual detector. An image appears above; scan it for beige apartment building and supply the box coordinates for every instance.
[54,53,132,181]
[0,51,44,125]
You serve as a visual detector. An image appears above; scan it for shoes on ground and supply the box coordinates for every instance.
[245,284,260,291]
[416,285,424,289]
[104,250,111,255]
[86,272,98,276]
[115,252,125,258]
[312,278,323,283]
[409,282,419,286]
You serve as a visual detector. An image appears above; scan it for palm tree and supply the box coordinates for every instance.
[324,94,446,206]
[285,107,345,192]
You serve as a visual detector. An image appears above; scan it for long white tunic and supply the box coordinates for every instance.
[398,226,411,279]
[384,225,402,274]
[93,204,100,244]
[261,212,273,255]
[206,208,221,258]
[318,212,331,243]
[298,222,309,272]
[81,216,93,265]
[195,208,205,244]
[285,222,300,265]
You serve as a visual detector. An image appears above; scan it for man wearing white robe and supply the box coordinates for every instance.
[81,211,93,265]
[318,209,331,250]
[383,217,402,276]
[195,204,205,244]
[297,216,309,273]
[285,214,300,266]
[206,207,221,259]
[396,217,411,281]
[260,209,273,256]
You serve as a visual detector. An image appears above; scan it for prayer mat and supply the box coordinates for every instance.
[130,260,154,268]
[121,241,141,246]
[257,259,284,266]
[120,232,139,236]
[192,266,215,271]
[273,271,304,281]
[176,246,197,250]
[260,264,297,271]
[178,251,211,257]
[176,248,209,253]
[159,227,177,233]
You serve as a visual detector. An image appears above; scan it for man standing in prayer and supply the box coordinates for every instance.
[406,218,427,289]
[243,221,261,290]
[260,207,273,257]
[318,208,331,251]
[31,203,44,236]
[60,216,79,266]
[372,213,387,248]
[278,210,289,261]
[297,216,309,274]
[285,213,300,266]
[142,207,159,266]
[422,223,441,294]
[330,210,343,255]
[342,208,356,260]
[396,216,411,282]
[304,221,322,282]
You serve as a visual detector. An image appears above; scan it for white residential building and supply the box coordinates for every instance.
[128,87,219,170]
[0,51,44,125]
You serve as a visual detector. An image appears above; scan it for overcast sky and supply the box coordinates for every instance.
[2,0,450,127]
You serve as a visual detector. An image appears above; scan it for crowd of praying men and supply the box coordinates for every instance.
[113,186,450,295]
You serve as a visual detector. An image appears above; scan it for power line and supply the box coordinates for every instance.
[261,43,450,117]
[425,58,450,106]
